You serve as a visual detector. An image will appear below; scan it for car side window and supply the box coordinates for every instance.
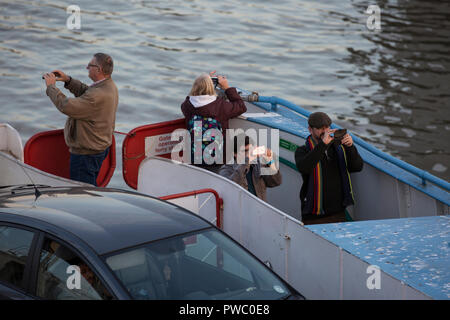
[184,233,253,282]
[0,225,35,290]
[36,238,113,300]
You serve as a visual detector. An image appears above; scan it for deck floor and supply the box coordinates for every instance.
[306,216,450,299]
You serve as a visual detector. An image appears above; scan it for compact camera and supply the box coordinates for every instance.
[332,129,347,145]
[333,129,347,141]
[42,71,61,80]
[211,77,219,87]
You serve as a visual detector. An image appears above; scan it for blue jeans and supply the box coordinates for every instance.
[70,147,109,186]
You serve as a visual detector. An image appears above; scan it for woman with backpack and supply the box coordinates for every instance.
[181,72,247,173]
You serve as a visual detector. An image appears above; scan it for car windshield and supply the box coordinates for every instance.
[105,228,291,300]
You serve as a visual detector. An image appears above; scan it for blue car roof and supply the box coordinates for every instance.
[0,187,210,255]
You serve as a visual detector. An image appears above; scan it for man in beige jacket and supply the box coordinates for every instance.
[43,53,118,186]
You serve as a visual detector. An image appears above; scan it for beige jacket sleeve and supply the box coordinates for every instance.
[64,78,89,97]
[46,84,96,120]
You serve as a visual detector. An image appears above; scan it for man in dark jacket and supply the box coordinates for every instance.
[295,112,363,224]
[219,134,282,202]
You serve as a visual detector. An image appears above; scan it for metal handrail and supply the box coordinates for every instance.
[253,95,450,192]
[160,188,224,229]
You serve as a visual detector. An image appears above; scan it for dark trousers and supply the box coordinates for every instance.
[70,147,109,186]
[194,163,222,174]
[302,211,346,225]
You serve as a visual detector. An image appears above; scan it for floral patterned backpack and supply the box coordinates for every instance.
[187,115,223,165]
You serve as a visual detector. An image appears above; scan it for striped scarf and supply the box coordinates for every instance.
[304,135,355,215]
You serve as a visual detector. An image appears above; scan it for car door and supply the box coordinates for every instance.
[27,234,116,300]
[0,223,39,299]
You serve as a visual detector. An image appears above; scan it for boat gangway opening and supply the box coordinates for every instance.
[159,188,223,229]
[23,129,116,187]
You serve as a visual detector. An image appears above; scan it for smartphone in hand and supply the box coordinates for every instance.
[42,71,61,79]
[252,146,266,156]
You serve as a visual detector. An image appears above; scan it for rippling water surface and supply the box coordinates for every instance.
[1,0,449,187]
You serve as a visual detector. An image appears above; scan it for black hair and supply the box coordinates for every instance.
[308,112,332,129]
[233,134,253,154]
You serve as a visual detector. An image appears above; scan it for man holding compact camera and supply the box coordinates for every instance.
[295,112,363,224]
[42,53,118,186]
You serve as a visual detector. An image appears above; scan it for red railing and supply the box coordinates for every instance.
[122,118,186,190]
[160,188,223,229]
[24,129,116,187]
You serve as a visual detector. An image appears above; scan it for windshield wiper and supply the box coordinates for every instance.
[10,184,51,190]
[8,184,51,201]
[0,184,51,191]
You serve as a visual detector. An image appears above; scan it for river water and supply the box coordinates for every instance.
[1,0,449,187]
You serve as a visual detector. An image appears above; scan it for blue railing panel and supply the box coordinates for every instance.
[252,95,450,193]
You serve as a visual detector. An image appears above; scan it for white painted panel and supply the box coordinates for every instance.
[0,123,24,162]
[285,223,341,299]
[352,164,401,220]
[239,200,287,277]
[409,187,438,218]
[403,284,432,300]
[167,195,199,215]
[0,151,86,187]
[341,251,429,300]
[239,112,281,118]
[197,193,217,225]
[342,251,403,299]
